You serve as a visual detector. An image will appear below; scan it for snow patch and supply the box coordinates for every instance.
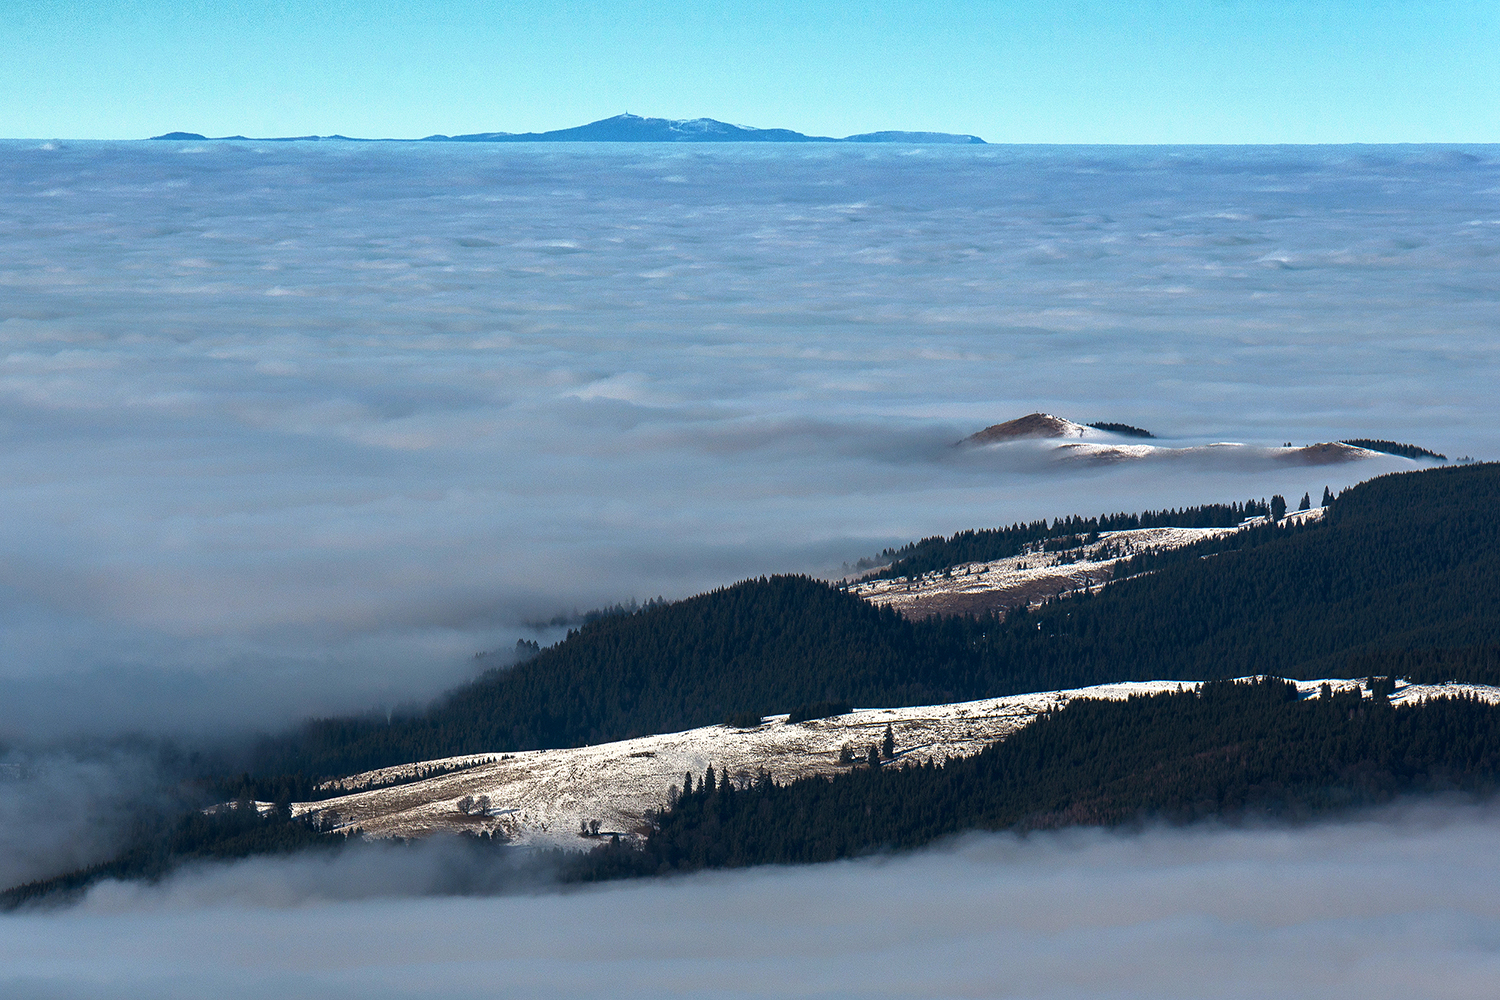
[286,663,1481,852]
[848,515,1326,619]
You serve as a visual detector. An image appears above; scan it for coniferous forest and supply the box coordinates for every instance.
[246,463,1500,783]
[577,678,1500,877]
[865,499,1271,581]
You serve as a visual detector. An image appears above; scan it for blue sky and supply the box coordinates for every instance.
[4,0,1497,141]
[2,0,1500,141]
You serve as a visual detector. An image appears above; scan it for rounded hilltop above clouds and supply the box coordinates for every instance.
[958,413,1444,467]
[963,413,1092,445]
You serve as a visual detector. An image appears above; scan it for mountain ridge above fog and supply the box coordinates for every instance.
[149,114,987,144]
[960,412,1447,466]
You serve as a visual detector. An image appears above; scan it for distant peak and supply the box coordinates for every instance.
[963,413,1090,445]
[148,117,986,145]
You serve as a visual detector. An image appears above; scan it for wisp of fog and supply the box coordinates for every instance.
[4,801,1500,998]
[1,141,1495,741]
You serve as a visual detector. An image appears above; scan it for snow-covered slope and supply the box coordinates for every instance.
[963,413,1092,445]
[850,509,1324,619]
[290,672,1497,850]
[958,414,1388,467]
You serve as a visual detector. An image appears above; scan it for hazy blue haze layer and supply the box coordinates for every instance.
[1,140,1497,738]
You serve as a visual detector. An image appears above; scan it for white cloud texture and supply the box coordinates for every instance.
[4,802,1500,998]
[0,140,1495,737]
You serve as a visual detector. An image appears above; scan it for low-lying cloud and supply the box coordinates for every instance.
[0,141,1495,744]
[0,744,181,890]
[4,802,1500,998]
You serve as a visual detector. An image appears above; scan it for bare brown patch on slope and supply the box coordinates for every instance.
[962,413,1084,445]
[1277,442,1373,465]
[887,569,1116,620]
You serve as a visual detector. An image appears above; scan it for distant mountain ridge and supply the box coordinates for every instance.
[149,114,986,144]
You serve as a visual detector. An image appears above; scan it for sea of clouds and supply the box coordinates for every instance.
[2,139,1494,742]
[5,801,1500,998]
[1,137,1499,991]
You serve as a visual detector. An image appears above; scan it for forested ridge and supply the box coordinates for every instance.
[578,679,1500,877]
[239,463,1500,787]
[1342,439,1447,462]
[864,500,1271,581]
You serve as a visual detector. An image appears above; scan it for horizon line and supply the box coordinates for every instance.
[6,136,1500,146]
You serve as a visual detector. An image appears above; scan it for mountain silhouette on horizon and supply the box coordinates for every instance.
[150,115,986,144]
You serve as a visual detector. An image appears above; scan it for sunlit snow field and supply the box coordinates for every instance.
[2,142,1499,996]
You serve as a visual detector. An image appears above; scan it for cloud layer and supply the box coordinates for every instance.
[5,802,1500,998]
[0,141,1495,738]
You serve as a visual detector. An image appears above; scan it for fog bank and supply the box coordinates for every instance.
[0,744,185,890]
[5,802,1500,997]
[1,141,1495,739]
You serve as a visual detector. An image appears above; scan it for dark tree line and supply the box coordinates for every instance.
[574,679,1500,877]
[1345,645,1500,687]
[1342,439,1447,462]
[1086,422,1155,438]
[864,500,1275,582]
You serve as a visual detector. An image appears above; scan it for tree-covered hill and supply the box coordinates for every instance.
[594,678,1500,876]
[1043,461,1500,682]
[255,577,979,781]
[249,463,1500,783]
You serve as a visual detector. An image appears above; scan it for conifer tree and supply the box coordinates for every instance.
[1271,494,1287,521]
[882,723,895,760]
[1322,486,1334,507]
[1299,492,1311,511]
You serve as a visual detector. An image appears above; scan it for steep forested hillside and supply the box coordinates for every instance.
[1036,462,1500,682]
[255,579,975,782]
[585,679,1500,876]
[248,464,1500,783]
